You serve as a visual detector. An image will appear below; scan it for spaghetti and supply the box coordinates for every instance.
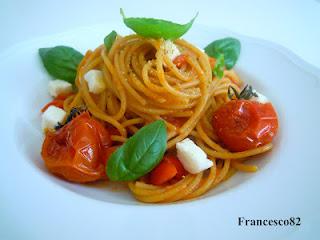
[58,35,272,203]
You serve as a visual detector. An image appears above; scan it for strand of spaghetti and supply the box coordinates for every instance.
[167,57,209,148]
[204,142,273,159]
[156,50,199,98]
[184,159,217,199]
[196,121,227,152]
[142,61,167,93]
[224,69,243,86]
[101,50,127,121]
[129,175,196,203]
[177,80,200,89]
[151,98,197,110]
[111,135,127,143]
[128,72,166,103]
[78,73,127,137]
[223,167,237,181]
[135,181,161,190]
[200,114,217,141]
[75,50,92,86]
[169,56,209,145]
[97,91,107,111]
[114,48,147,105]
[83,57,102,73]
[63,94,75,111]
[121,118,144,128]
[231,160,258,172]
[211,159,231,188]
[66,92,82,112]
[162,54,191,82]
[169,111,194,117]
[128,103,176,115]
[129,174,194,196]
[165,172,203,202]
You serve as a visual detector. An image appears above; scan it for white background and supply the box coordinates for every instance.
[1,0,320,69]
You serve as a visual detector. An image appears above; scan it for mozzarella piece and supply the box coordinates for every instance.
[84,70,106,94]
[48,80,72,97]
[252,91,269,104]
[176,138,213,174]
[41,106,66,131]
[162,40,181,61]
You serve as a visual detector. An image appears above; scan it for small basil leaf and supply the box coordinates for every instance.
[204,37,240,69]
[212,54,224,79]
[120,8,197,40]
[39,46,83,83]
[107,120,167,181]
[104,30,117,52]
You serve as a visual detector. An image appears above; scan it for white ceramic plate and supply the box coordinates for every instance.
[1,22,319,240]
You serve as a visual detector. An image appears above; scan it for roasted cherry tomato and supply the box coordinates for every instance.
[149,155,187,185]
[41,93,73,112]
[212,100,278,152]
[41,112,112,183]
[41,99,64,112]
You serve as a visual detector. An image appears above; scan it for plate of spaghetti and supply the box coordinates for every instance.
[2,9,320,240]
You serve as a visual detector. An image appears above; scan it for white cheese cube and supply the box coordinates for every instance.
[84,70,106,94]
[253,91,269,104]
[41,106,66,131]
[176,138,213,174]
[162,40,181,61]
[48,80,73,97]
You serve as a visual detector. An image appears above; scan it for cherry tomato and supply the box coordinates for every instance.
[163,155,187,179]
[41,93,73,112]
[41,99,64,112]
[212,100,278,152]
[149,161,177,186]
[41,112,112,183]
[149,155,187,185]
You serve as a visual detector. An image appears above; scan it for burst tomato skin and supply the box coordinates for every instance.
[41,112,112,183]
[212,100,278,152]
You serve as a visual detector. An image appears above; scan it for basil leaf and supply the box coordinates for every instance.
[107,120,167,181]
[204,37,240,69]
[104,30,117,52]
[212,54,225,79]
[39,46,83,83]
[120,8,197,40]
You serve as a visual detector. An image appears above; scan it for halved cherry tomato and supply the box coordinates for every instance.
[41,99,64,112]
[163,155,187,179]
[149,155,187,185]
[149,161,177,186]
[41,93,73,112]
[41,112,112,183]
[212,100,278,152]
[173,54,187,68]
